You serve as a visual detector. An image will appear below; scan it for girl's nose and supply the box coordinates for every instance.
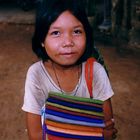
[62,34,74,47]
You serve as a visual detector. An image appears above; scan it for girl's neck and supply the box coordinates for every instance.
[45,59,79,73]
[43,59,82,93]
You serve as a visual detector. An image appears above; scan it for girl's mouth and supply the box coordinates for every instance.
[60,52,76,57]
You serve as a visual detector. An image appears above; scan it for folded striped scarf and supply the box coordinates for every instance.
[42,92,105,140]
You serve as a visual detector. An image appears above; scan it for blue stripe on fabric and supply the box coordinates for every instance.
[46,129,104,140]
[47,97,103,112]
[45,114,105,127]
[46,109,103,123]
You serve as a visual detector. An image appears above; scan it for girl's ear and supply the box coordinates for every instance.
[41,43,45,47]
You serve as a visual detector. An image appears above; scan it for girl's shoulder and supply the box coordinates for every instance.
[83,60,105,73]
[94,61,105,73]
[83,60,108,81]
[26,60,44,78]
[27,60,43,72]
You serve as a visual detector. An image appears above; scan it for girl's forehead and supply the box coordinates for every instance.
[50,10,83,29]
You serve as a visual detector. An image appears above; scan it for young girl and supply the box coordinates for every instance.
[22,0,117,139]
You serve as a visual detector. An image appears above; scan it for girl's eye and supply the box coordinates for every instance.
[73,29,82,35]
[50,31,60,36]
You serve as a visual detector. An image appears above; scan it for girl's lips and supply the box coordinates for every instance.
[60,52,76,55]
[59,52,76,57]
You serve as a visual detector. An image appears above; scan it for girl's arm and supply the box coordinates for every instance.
[103,98,117,140]
[26,113,42,140]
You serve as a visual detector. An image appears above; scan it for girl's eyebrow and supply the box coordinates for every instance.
[49,26,60,30]
[49,24,84,30]
[74,25,84,28]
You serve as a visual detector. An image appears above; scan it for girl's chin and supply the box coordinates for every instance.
[53,60,78,67]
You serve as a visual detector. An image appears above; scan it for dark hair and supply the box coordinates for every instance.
[32,0,94,63]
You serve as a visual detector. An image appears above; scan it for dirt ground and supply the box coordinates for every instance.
[0,24,140,140]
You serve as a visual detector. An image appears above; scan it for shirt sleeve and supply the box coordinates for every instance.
[22,65,46,115]
[93,62,114,101]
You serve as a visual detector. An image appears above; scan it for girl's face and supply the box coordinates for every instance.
[44,10,86,66]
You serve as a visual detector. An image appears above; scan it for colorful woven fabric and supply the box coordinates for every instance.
[45,114,105,127]
[46,102,103,117]
[46,120,103,133]
[47,125,103,136]
[48,134,79,140]
[49,93,103,109]
[47,97,103,112]
[46,129,104,140]
[48,92,103,104]
[46,104,104,120]
[42,92,105,140]
[45,109,104,124]
[47,134,78,140]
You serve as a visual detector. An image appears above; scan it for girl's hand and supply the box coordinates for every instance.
[104,127,118,140]
[103,99,117,140]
